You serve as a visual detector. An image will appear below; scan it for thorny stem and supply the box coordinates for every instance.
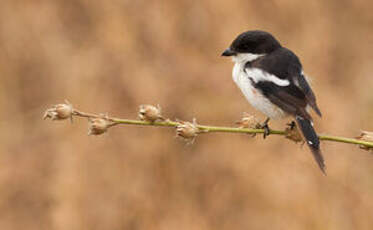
[72,109,373,149]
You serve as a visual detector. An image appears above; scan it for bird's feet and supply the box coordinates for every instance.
[287,121,296,130]
[259,118,271,139]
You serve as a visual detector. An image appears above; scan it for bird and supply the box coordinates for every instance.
[222,30,325,174]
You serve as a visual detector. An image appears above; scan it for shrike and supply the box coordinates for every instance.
[222,30,325,173]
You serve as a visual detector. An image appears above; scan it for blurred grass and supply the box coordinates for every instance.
[1,0,373,229]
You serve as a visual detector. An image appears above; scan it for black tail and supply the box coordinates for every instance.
[295,116,326,174]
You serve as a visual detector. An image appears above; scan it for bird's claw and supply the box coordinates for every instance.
[259,118,271,139]
[262,124,270,139]
[287,121,296,130]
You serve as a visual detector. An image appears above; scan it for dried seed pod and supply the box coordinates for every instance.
[138,104,163,122]
[43,100,73,121]
[356,131,373,141]
[88,117,110,135]
[236,113,261,129]
[356,131,373,151]
[285,123,304,144]
[176,119,199,144]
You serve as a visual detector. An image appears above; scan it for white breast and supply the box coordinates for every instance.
[232,62,288,119]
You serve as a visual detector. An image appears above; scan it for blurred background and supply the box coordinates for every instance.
[1,0,373,229]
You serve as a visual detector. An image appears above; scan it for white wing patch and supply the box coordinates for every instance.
[245,68,290,86]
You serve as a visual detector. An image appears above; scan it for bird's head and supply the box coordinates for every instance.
[222,30,281,63]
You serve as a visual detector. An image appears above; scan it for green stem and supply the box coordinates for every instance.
[319,135,373,148]
[72,110,373,149]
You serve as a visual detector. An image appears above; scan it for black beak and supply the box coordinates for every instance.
[221,48,236,56]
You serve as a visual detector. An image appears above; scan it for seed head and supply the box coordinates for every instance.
[285,123,304,144]
[43,100,73,121]
[356,130,373,151]
[236,113,260,129]
[176,118,199,144]
[88,117,110,135]
[138,104,163,122]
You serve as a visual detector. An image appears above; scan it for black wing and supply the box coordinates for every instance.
[253,80,311,120]
[249,47,321,117]
[296,73,322,117]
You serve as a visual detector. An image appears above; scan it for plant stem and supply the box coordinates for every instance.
[72,109,373,149]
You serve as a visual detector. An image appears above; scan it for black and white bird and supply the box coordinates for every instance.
[222,30,325,174]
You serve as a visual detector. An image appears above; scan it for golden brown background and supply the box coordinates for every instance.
[1,0,373,229]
